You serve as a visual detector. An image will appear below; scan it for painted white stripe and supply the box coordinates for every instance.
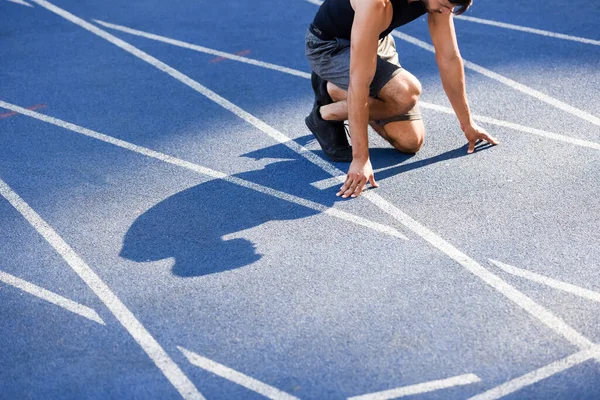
[0,178,204,400]
[91,19,599,151]
[31,0,595,350]
[455,15,600,47]
[93,20,311,79]
[178,346,299,400]
[420,102,600,151]
[348,373,481,400]
[6,0,33,7]
[311,175,346,190]
[490,259,600,304]
[0,269,104,325]
[469,346,600,400]
[0,100,407,241]
[390,30,600,128]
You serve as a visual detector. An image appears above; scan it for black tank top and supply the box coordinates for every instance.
[312,0,427,40]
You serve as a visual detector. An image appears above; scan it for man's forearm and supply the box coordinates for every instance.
[438,56,474,130]
[347,84,370,160]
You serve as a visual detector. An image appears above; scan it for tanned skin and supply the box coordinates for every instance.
[336,0,499,199]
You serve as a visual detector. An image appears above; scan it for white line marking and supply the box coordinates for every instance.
[490,259,600,304]
[0,269,105,325]
[179,346,300,400]
[311,175,346,190]
[6,0,33,7]
[90,19,599,151]
[469,346,600,400]
[0,100,407,241]
[420,102,600,151]
[390,30,600,129]
[31,0,595,351]
[455,15,600,47]
[348,373,481,400]
[93,20,311,79]
[0,178,204,400]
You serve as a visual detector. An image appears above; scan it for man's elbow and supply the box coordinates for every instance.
[436,51,463,70]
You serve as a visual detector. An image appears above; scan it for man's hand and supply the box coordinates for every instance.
[462,122,499,153]
[337,158,379,198]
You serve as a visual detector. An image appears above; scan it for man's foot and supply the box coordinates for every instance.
[305,104,352,162]
[311,71,332,107]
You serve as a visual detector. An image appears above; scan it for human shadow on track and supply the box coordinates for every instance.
[119,158,327,278]
[119,138,492,277]
[373,142,495,180]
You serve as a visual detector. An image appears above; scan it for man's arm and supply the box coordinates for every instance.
[428,10,499,153]
[337,0,388,198]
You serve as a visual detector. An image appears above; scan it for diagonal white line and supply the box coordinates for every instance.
[490,259,600,304]
[6,0,33,7]
[0,269,105,325]
[93,19,600,151]
[0,178,204,400]
[348,373,481,400]
[469,346,600,400]
[454,15,600,47]
[93,20,311,79]
[0,100,407,241]
[29,0,596,351]
[179,346,300,400]
[419,102,600,150]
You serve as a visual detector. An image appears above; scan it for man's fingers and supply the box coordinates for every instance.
[369,174,379,188]
[338,174,357,198]
[467,140,476,154]
[481,132,500,145]
[350,179,367,198]
[337,173,355,196]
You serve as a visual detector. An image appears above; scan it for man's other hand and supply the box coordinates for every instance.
[463,122,500,153]
[337,158,379,198]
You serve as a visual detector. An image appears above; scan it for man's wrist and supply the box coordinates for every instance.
[460,117,475,132]
[352,147,369,162]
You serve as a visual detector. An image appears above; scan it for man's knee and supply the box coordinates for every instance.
[380,73,422,115]
[386,121,425,154]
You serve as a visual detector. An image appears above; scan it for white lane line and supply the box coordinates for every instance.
[93,20,311,79]
[490,259,600,304]
[469,346,600,400]
[6,0,33,7]
[178,346,300,400]
[455,15,600,47]
[348,373,481,400]
[0,178,204,400]
[390,30,600,129]
[93,19,600,152]
[420,102,600,150]
[29,0,596,351]
[0,269,105,325]
[0,100,407,241]
[311,175,346,190]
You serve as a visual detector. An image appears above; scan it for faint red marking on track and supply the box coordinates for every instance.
[210,49,251,63]
[0,104,47,119]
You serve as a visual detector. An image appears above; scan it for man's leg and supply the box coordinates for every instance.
[321,69,426,154]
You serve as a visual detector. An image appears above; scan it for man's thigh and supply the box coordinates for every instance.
[377,68,422,104]
[306,32,404,98]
